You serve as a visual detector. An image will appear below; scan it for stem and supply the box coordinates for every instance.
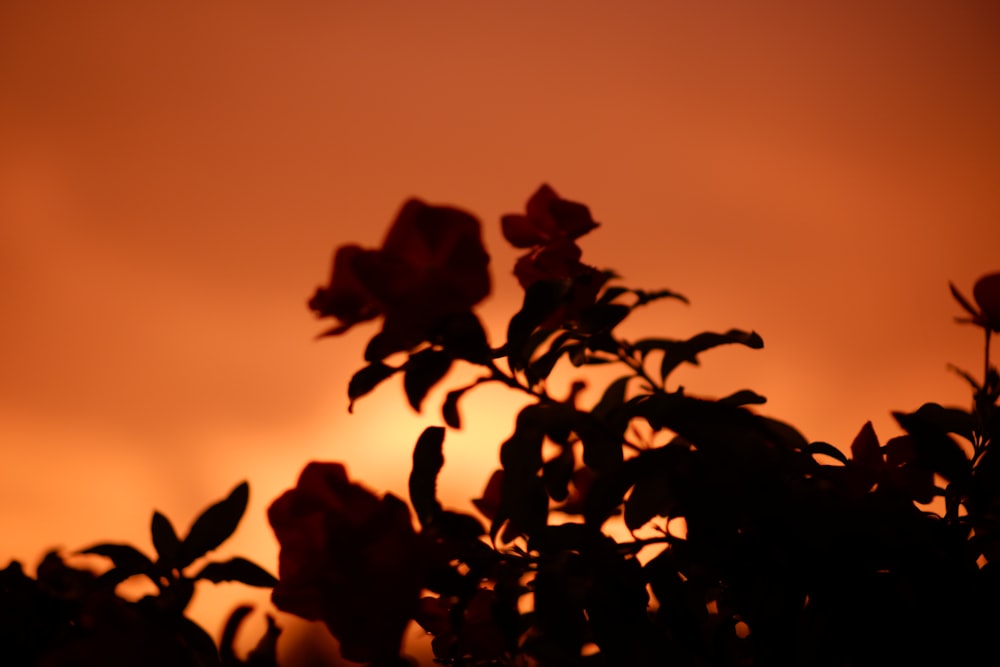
[971,329,994,464]
[486,359,552,402]
[985,327,992,393]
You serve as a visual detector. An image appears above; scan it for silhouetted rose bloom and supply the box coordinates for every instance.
[503,185,607,326]
[310,199,491,358]
[500,183,598,248]
[308,245,381,336]
[513,238,606,299]
[268,462,427,663]
[951,272,1000,333]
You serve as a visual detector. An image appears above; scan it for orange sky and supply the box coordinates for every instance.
[1,0,998,656]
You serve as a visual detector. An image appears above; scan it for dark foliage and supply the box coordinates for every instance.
[285,186,1000,665]
[8,186,999,666]
[2,482,278,666]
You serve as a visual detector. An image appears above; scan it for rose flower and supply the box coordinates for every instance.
[309,199,491,359]
[268,462,428,664]
[500,183,598,248]
[502,185,607,327]
[950,272,1000,333]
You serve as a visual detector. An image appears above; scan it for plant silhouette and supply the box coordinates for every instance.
[270,186,1000,665]
[4,186,999,666]
[2,482,278,666]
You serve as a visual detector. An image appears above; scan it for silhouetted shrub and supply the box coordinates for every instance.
[7,186,999,666]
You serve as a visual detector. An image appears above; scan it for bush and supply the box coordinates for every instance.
[7,185,999,666]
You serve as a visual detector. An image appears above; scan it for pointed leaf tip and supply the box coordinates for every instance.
[195,557,278,588]
[950,282,980,318]
[442,384,478,429]
[178,481,249,568]
[151,511,181,565]
[79,543,154,578]
[403,349,453,413]
[347,361,399,408]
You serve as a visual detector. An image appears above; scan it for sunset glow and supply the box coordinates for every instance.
[2,1,998,660]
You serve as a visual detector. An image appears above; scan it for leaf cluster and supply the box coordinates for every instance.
[348,270,1000,667]
[2,482,280,667]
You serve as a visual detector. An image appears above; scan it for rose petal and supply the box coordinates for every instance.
[502,213,548,248]
[973,272,1000,331]
[308,245,382,329]
[512,239,584,287]
[524,184,561,238]
[549,197,599,239]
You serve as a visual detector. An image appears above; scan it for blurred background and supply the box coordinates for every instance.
[2,0,998,661]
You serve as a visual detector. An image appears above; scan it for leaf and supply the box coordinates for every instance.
[521,330,560,381]
[659,329,764,382]
[849,421,882,471]
[584,331,619,355]
[807,441,849,465]
[950,282,980,318]
[592,375,631,420]
[905,402,976,445]
[432,311,492,364]
[591,376,636,444]
[442,387,467,429]
[507,280,571,371]
[595,286,631,305]
[246,613,282,666]
[79,543,154,578]
[194,557,278,587]
[631,337,674,359]
[178,481,249,568]
[473,469,504,520]
[440,376,489,428]
[947,364,982,392]
[220,605,255,666]
[632,288,688,307]
[348,361,399,412]
[893,409,972,484]
[494,408,557,542]
[409,426,446,527]
[622,445,692,531]
[628,392,771,458]
[719,389,767,407]
[576,303,630,335]
[526,332,578,384]
[151,511,181,566]
[403,348,453,412]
